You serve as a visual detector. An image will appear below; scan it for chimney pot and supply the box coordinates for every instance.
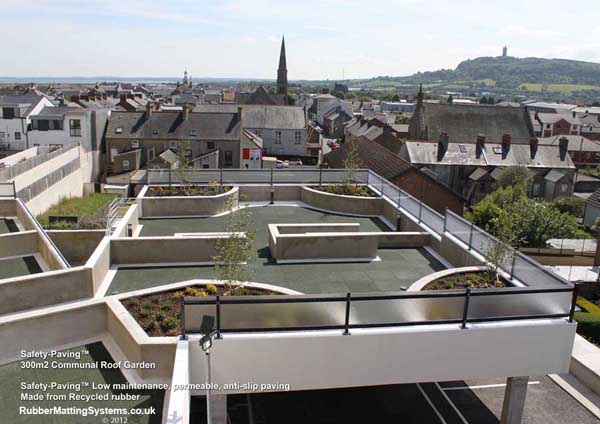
[146,101,153,117]
[530,137,539,158]
[437,132,449,161]
[559,136,569,160]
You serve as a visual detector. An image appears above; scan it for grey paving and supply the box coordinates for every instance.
[107,206,443,295]
[0,256,42,280]
[0,218,18,234]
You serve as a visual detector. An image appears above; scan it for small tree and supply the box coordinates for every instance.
[343,140,363,189]
[482,215,516,286]
[212,195,256,294]
[495,166,531,190]
[174,140,193,193]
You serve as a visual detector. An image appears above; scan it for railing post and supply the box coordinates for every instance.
[461,288,471,329]
[443,208,448,233]
[418,201,423,223]
[319,167,323,187]
[569,284,579,323]
[468,221,474,250]
[12,181,16,198]
[397,192,401,208]
[343,292,351,335]
[510,253,517,279]
[270,167,274,186]
[380,178,384,197]
[168,168,172,186]
[216,295,222,339]
[219,168,223,186]
[180,297,187,340]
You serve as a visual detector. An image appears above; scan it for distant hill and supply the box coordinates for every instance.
[345,56,600,101]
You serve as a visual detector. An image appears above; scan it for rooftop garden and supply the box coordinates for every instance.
[36,192,118,229]
[317,140,375,197]
[424,270,509,290]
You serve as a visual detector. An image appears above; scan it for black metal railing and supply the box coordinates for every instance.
[181,285,577,337]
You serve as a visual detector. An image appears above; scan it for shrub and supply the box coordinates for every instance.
[551,196,585,218]
[206,284,218,295]
[139,307,151,318]
[162,317,178,330]
[144,321,157,332]
[184,287,196,296]
[155,311,166,322]
[577,297,600,315]
[172,291,184,300]
[574,312,600,345]
[161,301,173,311]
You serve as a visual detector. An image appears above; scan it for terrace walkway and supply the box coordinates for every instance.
[107,206,444,295]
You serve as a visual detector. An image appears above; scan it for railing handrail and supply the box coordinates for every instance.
[182,284,576,335]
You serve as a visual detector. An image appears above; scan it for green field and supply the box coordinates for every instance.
[519,83,600,93]
[37,193,117,227]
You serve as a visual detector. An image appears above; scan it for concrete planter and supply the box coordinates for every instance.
[301,186,384,216]
[140,185,239,218]
[407,266,488,291]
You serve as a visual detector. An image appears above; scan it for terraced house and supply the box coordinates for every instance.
[105,103,263,175]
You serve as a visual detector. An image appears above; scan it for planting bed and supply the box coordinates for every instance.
[423,271,509,290]
[146,185,231,197]
[121,284,277,337]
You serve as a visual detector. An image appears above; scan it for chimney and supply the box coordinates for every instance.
[529,137,539,159]
[58,95,65,107]
[146,101,153,118]
[559,136,569,160]
[437,132,449,161]
[182,104,189,121]
[572,111,577,119]
[476,134,485,158]
[237,106,243,123]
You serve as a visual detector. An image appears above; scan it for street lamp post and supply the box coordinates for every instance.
[199,315,218,424]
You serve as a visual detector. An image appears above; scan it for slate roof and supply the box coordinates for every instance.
[403,140,574,169]
[0,95,45,115]
[324,137,412,180]
[106,111,241,141]
[410,103,534,144]
[36,106,86,117]
[241,106,306,129]
[585,189,600,209]
[536,112,581,125]
[539,135,600,152]
[544,169,568,182]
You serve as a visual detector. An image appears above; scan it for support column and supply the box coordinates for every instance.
[500,376,529,424]
[209,394,227,424]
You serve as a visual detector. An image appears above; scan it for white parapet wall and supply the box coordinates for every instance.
[188,320,576,396]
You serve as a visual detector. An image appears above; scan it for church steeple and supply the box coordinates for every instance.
[277,36,288,96]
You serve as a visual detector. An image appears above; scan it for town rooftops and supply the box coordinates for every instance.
[403,140,575,169]
[106,110,241,141]
[409,103,534,144]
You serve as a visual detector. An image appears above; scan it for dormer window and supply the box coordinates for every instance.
[190,129,197,137]
[131,139,139,149]
[153,129,159,136]
[115,127,123,134]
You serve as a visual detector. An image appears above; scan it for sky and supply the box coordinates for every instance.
[2,0,600,80]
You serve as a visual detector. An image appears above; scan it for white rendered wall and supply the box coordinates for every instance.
[188,320,576,395]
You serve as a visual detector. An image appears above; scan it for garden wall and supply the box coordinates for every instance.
[140,186,238,218]
[0,231,37,258]
[47,229,106,264]
[0,301,107,365]
[300,186,384,216]
[110,236,224,265]
[0,267,93,316]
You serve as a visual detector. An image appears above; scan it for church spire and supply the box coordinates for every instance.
[277,36,288,96]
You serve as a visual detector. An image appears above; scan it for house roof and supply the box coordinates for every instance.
[156,149,178,165]
[469,167,489,181]
[536,112,581,125]
[324,136,463,201]
[241,105,306,129]
[35,106,86,118]
[411,103,534,144]
[106,111,241,141]
[544,169,567,182]
[539,135,600,152]
[404,140,575,169]
[0,95,45,115]
[585,189,600,209]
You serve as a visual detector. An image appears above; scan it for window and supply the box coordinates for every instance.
[207,141,215,150]
[148,148,155,161]
[122,160,130,171]
[224,150,233,166]
[131,139,139,149]
[14,132,21,140]
[50,120,62,130]
[37,120,49,131]
[2,107,15,119]
[115,127,123,134]
[169,140,178,149]
[190,129,197,137]
[69,119,81,137]
[532,183,541,196]
[560,183,569,193]
[0,132,4,141]
[275,131,282,144]
[294,131,302,144]
[458,144,467,153]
